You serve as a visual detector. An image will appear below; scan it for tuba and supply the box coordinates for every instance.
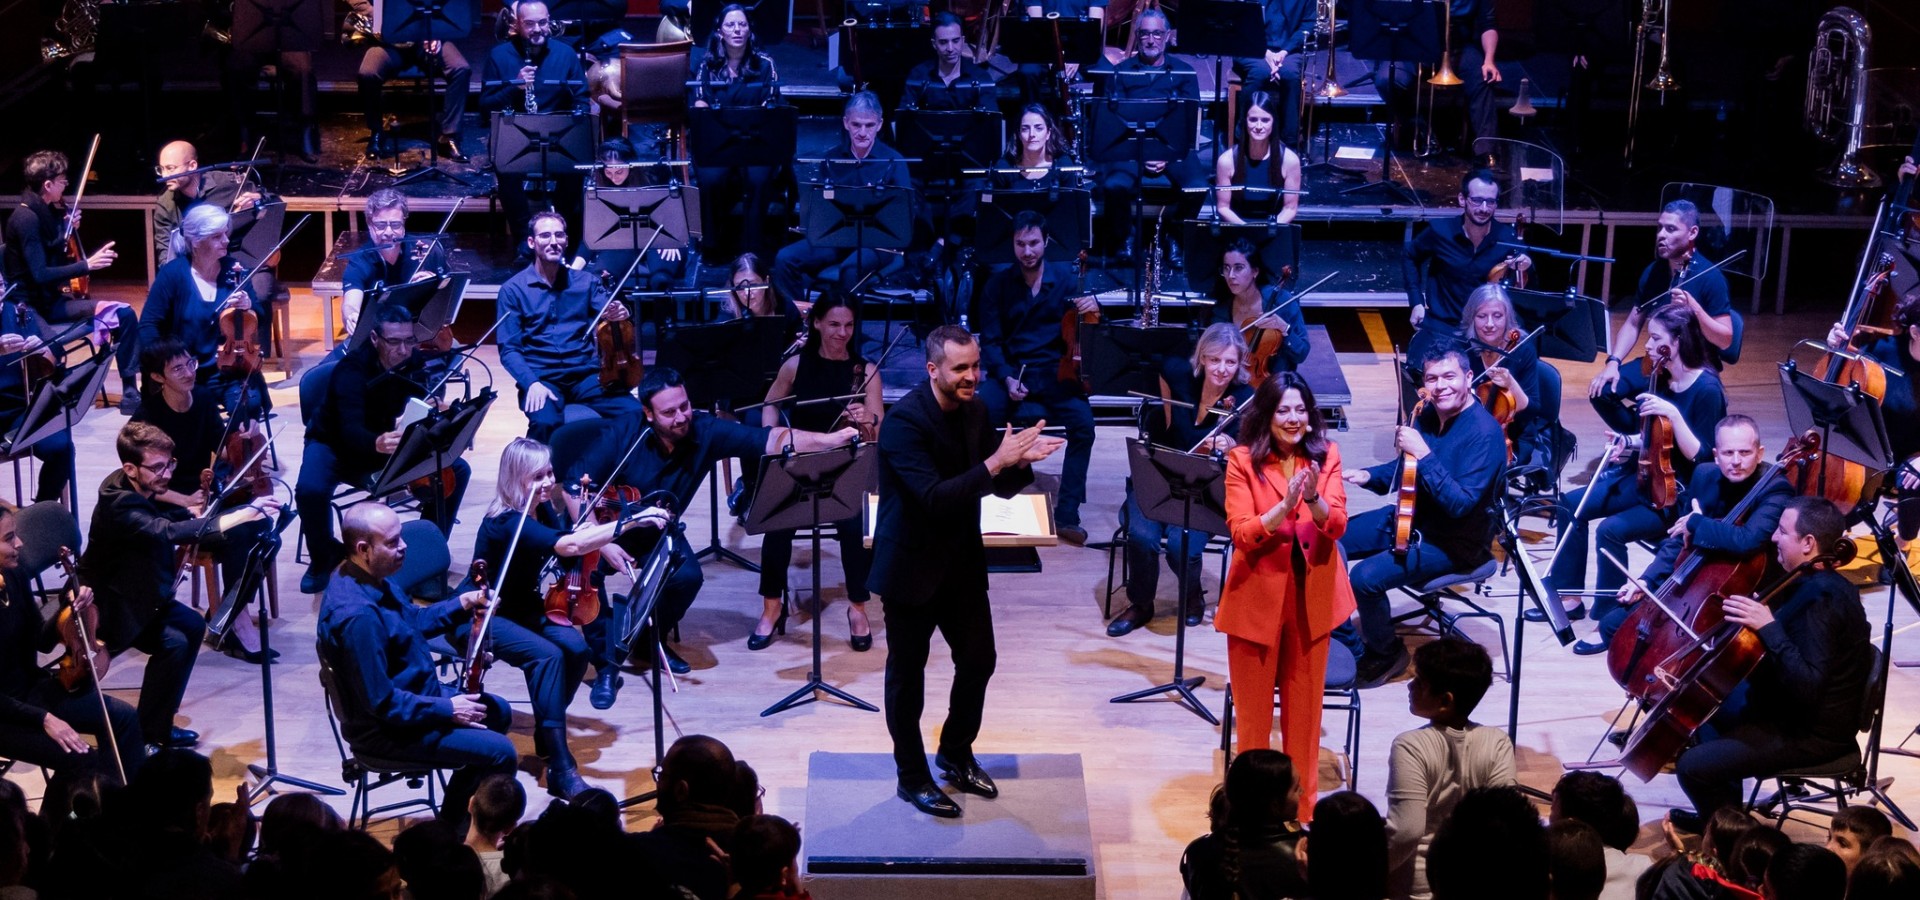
[1806,7,1879,188]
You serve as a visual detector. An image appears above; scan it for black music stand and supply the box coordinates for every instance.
[1780,361,1893,513]
[894,109,1002,250]
[1112,438,1227,723]
[1511,288,1606,362]
[349,273,470,352]
[744,443,879,717]
[369,389,495,530]
[997,16,1104,68]
[382,0,476,184]
[687,106,799,169]
[1082,323,1193,398]
[613,524,686,809]
[804,183,916,289]
[0,343,109,514]
[584,185,702,266]
[1175,0,1268,133]
[1182,221,1302,296]
[490,112,595,204]
[231,521,344,802]
[1086,96,1200,303]
[976,188,1093,265]
[839,22,932,108]
[232,0,324,163]
[657,319,792,571]
[230,201,287,272]
[1344,0,1441,200]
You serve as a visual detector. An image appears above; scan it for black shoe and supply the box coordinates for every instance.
[1606,729,1629,748]
[1106,606,1152,637]
[746,606,789,651]
[365,131,387,160]
[1355,642,1410,689]
[897,782,961,818]
[1058,523,1088,546]
[300,566,326,594]
[1667,809,1704,834]
[728,477,749,518]
[1523,603,1586,623]
[663,645,692,675]
[936,753,999,798]
[1572,639,1609,656]
[221,636,279,665]
[117,389,141,416]
[589,669,623,709]
[847,606,872,652]
[546,761,589,800]
[161,726,199,749]
[438,135,469,164]
[1183,597,1205,628]
[1163,236,1185,272]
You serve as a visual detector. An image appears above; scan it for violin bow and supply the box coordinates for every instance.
[468,487,542,679]
[227,138,267,214]
[1237,271,1338,335]
[402,196,465,281]
[826,326,909,432]
[62,134,102,243]
[1188,390,1262,455]
[582,251,649,335]
[1466,326,1545,389]
[1634,249,1748,315]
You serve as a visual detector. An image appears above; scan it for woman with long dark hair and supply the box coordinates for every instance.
[1215,89,1301,226]
[1218,371,1351,821]
[752,292,881,650]
[690,4,782,256]
[1211,239,1309,377]
[993,104,1080,192]
[1180,748,1308,900]
[1307,792,1390,900]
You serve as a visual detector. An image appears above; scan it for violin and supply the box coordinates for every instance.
[1637,348,1679,511]
[1241,306,1292,385]
[1392,347,1424,558]
[54,548,109,692]
[462,560,493,694]
[544,477,604,628]
[62,135,103,301]
[1615,541,1853,781]
[221,424,272,503]
[215,262,262,378]
[1487,211,1529,289]
[596,307,643,392]
[1471,328,1525,460]
[1058,251,1098,391]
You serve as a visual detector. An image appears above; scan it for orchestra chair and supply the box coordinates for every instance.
[15,500,81,607]
[1391,552,1509,679]
[620,40,694,151]
[1101,477,1232,620]
[1217,641,1365,788]
[317,643,456,830]
[183,546,281,619]
[1722,310,1745,366]
[1746,645,1916,830]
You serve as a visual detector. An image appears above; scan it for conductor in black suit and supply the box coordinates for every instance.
[869,325,1064,818]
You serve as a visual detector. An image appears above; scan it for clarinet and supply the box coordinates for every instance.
[524,57,538,113]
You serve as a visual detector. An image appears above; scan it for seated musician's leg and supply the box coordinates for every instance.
[774,239,838,304]
[1546,469,1641,598]
[1672,715,1843,822]
[1592,503,1670,614]
[520,383,569,444]
[30,429,73,504]
[357,46,397,152]
[129,601,207,748]
[297,440,344,587]
[436,44,473,142]
[1038,387,1094,534]
[1120,490,1167,624]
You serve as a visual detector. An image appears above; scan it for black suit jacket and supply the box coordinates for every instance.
[868,380,1033,606]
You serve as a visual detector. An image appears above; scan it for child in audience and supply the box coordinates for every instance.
[1384,638,1515,900]
[1547,819,1607,900]
[1551,771,1651,900]
[1182,748,1308,900]
[1307,792,1389,900]
[734,814,808,899]
[468,773,526,896]
[1758,844,1844,900]
[1822,807,1890,875]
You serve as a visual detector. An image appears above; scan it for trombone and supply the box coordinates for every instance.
[1624,0,1680,163]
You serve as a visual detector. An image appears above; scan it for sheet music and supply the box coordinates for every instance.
[396,397,432,433]
[981,495,1046,536]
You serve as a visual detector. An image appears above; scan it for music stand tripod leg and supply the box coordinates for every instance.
[1109,494,1219,724]
[693,455,761,572]
[246,556,345,801]
[761,491,877,717]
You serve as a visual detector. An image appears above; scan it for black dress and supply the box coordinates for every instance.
[757,346,873,602]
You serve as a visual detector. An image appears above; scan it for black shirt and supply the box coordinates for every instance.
[79,470,231,651]
[312,341,431,478]
[800,140,911,188]
[496,262,610,390]
[480,37,586,113]
[1,191,85,312]
[317,561,471,744]
[154,173,249,266]
[473,507,567,624]
[1402,216,1522,327]
[901,59,997,111]
[688,51,779,108]
[978,261,1077,384]
[1090,53,1201,101]
[1746,568,1870,746]
[138,255,246,369]
[1258,0,1314,54]
[1853,335,1920,459]
[0,571,59,729]
[1591,362,1727,484]
[1642,464,1794,588]
[786,347,866,433]
[564,413,772,513]
[1155,357,1256,451]
[341,241,451,294]
[1633,257,1734,366]
[131,388,227,496]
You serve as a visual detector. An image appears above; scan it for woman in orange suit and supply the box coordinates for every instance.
[1217,371,1353,821]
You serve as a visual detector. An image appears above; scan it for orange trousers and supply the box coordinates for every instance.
[1227,590,1330,822]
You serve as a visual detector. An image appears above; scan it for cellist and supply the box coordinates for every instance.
[1668,496,1870,831]
[1823,288,1920,557]
[464,437,668,800]
[976,210,1098,545]
[1537,305,1725,624]
[1581,415,1791,656]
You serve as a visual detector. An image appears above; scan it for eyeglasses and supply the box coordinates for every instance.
[154,163,191,177]
[1136,29,1168,39]
[137,458,178,475]
[368,219,407,232]
[1464,196,1499,208]
[371,332,415,347]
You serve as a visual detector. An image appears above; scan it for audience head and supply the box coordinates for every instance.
[127,749,214,839]
[40,763,115,826]
[1545,819,1606,900]
[570,788,622,832]
[1826,807,1892,873]
[0,798,23,888]
[1426,786,1549,900]
[731,759,765,817]
[205,799,256,866]
[296,828,402,900]
[658,734,739,819]
[1761,843,1845,900]
[1702,806,1761,868]
[1307,792,1388,900]
[1223,749,1299,832]
[733,814,803,897]
[1551,772,1632,851]
[491,876,578,900]
[1845,848,1920,900]
[470,772,527,843]
[1410,637,1495,723]
[393,820,483,900]
[258,793,343,858]
[1726,824,1791,890]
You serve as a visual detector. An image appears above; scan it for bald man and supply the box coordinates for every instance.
[317,503,516,834]
[153,141,261,267]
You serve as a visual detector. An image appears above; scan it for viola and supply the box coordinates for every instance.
[215,262,262,378]
[596,310,643,392]
[1392,346,1423,558]
[544,477,603,628]
[222,425,272,503]
[62,135,103,301]
[54,547,109,693]
[1616,544,1852,780]
[1058,251,1097,391]
[1473,328,1523,451]
[1241,310,1291,385]
[1637,349,1679,511]
[462,559,494,694]
[1487,211,1529,289]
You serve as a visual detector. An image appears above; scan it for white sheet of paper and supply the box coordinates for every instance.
[1334,145,1376,161]
[1519,166,1556,183]
[981,495,1044,536]
[396,397,432,433]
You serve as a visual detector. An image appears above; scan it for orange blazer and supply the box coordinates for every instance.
[1215,442,1354,646]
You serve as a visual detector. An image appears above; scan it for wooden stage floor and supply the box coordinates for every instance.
[15,292,1916,897]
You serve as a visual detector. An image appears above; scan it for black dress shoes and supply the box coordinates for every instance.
[1667,809,1704,834]
[1572,639,1609,656]
[1058,523,1088,546]
[899,782,961,818]
[936,753,998,799]
[589,669,623,709]
[162,726,199,749]
[1183,597,1206,628]
[438,136,469,164]
[663,646,692,675]
[1106,606,1152,637]
[1523,603,1586,623]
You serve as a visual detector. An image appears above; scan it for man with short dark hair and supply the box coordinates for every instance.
[1670,496,1872,831]
[974,210,1097,544]
[318,503,515,834]
[80,421,279,751]
[1590,199,1737,402]
[871,325,1062,817]
[901,13,997,112]
[1401,169,1531,367]
[480,0,587,248]
[497,210,642,442]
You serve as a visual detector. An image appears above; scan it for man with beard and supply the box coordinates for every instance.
[870,325,1062,817]
[497,211,642,443]
[1589,198,1738,403]
[1401,169,1531,370]
[480,0,587,248]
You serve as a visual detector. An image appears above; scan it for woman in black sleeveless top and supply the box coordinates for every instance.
[1214,89,1301,226]
[751,293,883,650]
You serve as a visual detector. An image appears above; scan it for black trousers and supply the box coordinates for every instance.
[41,298,138,390]
[758,517,872,603]
[122,600,206,740]
[1231,52,1308,146]
[1675,694,1857,819]
[883,583,997,785]
[358,43,472,137]
[353,693,516,827]
[452,614,588,730]
[0,678,145,781]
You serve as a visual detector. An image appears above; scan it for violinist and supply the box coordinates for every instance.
[340,189,448,341]
[0,298,75,505]
[0,501,145,782]
[1543,305,1724,622]
[718,253,802,330]
[130,339,274,664]
[297,304,473,594]
[1229,0,1312,148]
[755,294,882,652]
[317,502,515,835]
[1589,200,1736,404]
[496,211,643,443]
[0,150,138,414]
[1456,285,1538,459]
[1211,238,1309,376]
[79,422,280,753]
[690,4,782,257]
[1582,416,1790,656]
[564,367,860,674]
[1339,349,1506,688]
[976,210,1098,545]
[1669,496,1870,831]
[1402,169,1529,377]
[465,438,669,799]
[136,204,266,416]
[1822,288,1920,553]
[772,92,910,304]
[1110,324,1256,638]
[154,141,262,267]
[1214,90,1302,226]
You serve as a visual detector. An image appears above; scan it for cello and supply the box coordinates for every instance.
[1614,541,1854,781]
